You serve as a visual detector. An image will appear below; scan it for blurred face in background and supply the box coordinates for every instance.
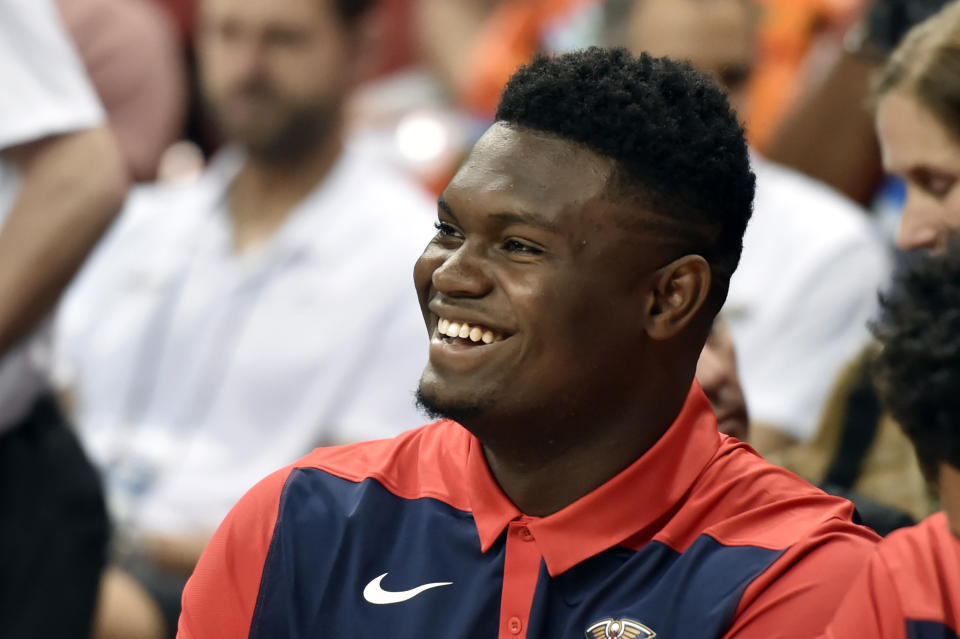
[876,91,960,253]
[623,0,756,119]
[696,317,749,441]
[197,0,362,160]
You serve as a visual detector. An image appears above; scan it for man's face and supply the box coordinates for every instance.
[876,91,960,253]
[624,0,755,118]
[415,123,671,439]
[196,0,356,157]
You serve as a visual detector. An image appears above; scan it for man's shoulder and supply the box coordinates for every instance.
[664,438,880,638]
[663,436,878,553]
[877,513,960,604]
[822,513,960,639]
[238,420,474,519]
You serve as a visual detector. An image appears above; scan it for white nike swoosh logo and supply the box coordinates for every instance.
[362,572,453,605]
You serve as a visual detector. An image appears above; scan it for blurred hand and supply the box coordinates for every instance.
[697,317,750,441]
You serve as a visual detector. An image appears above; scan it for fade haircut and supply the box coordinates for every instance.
[495,47,755,304]
[872,235,960,480]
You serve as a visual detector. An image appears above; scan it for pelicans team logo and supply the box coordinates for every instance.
[585,618,656,639]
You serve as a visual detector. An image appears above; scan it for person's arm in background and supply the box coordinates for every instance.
[765,0,952,206]
[0,0,131,357]
[764,49,883,207]
[0,126,128,357]
[56,0,187,183]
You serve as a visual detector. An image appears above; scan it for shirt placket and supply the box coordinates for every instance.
[499,519,542,639]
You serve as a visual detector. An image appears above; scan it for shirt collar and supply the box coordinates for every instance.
[467,381,721,576]
[205,144,357,261]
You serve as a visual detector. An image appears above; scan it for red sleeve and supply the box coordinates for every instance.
[821,551,906,639]
[722,518,880,639]
[176,466,292,639]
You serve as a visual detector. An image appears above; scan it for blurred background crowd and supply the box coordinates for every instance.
[1,0,956,637]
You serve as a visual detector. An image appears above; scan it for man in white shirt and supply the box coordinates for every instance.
[0,0,129,635]
[53,0,434,635]
[607,0,892,452]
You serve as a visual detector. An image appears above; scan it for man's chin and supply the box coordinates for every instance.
[415,385,490,425]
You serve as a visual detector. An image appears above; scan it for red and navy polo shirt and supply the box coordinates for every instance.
[823,511,960,639]
[178,383,878,639]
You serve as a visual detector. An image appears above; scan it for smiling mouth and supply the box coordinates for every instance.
[436,317,506,345]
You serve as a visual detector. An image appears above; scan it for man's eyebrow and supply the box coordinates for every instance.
[438,196,560,234]
[437,196,455,218]
[488,211,561,234]
[907,164,956,178]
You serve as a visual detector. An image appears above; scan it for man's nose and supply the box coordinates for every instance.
[431,243,493,298]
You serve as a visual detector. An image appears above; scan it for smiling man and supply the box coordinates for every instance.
[178,48,878,639]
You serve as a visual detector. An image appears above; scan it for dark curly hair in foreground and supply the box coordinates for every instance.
[495,47,755,298]
[873,235,960,479]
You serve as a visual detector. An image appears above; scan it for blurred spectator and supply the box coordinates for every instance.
[57,0,188,181]
[411,0,872,153]
[0,0,128,636]
[825,232,960,638]
[609,0,891,457]
[873,3,960,254]
[696,318,750,442]
[52,0,434,635]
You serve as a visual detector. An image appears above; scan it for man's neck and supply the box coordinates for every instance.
[228,133,344,254]
[478,379,692,517]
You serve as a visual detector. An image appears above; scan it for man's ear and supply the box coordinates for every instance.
[642,254,712,340]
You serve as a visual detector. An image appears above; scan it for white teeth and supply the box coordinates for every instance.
[437,317,505,343]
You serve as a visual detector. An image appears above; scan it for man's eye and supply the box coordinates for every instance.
[503,239,543,255]
[925,176,957,199]
[914,168,958,199]
[433,221,461,238]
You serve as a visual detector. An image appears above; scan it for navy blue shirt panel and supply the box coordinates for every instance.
[527,536,783,636]
[908,620,960,639]
[250,469,503,638]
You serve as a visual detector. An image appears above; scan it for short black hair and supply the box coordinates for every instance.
[495,47,755,300]
[332,0,376,25]
[872,235,960,478]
